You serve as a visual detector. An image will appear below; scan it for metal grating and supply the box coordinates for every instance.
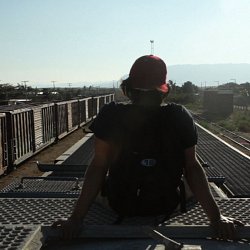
[0,178,83,198]
[0,198,76,225]
[0,225,40,250]
[197,126,250,197]
[164,198,250,226]
[47,172,85,178]
[62,135,94,166]
[1,198,249,227]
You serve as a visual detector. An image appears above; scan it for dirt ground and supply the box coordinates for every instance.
[0,128,87,190]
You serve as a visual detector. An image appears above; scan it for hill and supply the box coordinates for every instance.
[168,63,250,86]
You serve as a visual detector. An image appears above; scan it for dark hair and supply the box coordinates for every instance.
[120,78,169,106]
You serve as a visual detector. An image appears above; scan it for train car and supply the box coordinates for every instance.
[54,101,69,140]
[4,107,35,170]
[78,98,87,127]
[98,95,105,112]
[66,99,80,132]
[0,113,7,175]
[105,94,114,104]
[0,93,114,175]
[86,97,95,121]
[33,103,56,151]
[92,96,98,118]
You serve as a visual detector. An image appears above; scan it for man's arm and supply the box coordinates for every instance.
[70,136,113,221]
[184,146,244,239]
[184,146,221,222]
[53,136,114,239]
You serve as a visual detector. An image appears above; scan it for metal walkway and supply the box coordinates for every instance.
[1,127,250,249]
[196,124,250,197]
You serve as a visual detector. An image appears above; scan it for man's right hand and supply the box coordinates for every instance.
[52,217,83,240]
[211,215,245,240]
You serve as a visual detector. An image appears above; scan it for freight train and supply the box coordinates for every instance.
[0,94,114,175]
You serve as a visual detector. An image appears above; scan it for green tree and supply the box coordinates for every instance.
[182,81,194,94]
[0,83,15,99]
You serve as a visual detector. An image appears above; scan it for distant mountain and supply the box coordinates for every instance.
[35,64,250,88]
[168,64,250,86]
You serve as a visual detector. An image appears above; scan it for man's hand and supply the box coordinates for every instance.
[52,217,82,240]
[211,215,245,240]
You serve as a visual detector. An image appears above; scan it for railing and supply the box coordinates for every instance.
[0,94,114,175]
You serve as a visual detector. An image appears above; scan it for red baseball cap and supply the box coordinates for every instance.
[128,55,168,93]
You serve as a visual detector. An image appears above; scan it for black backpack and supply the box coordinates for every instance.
[104,105,186,217]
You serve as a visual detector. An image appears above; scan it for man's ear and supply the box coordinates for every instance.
[161,83,171,101]
[120,79,132,98]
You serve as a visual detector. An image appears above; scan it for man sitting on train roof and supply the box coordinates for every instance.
[53,55,244,240]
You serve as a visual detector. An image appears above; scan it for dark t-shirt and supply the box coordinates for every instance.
[89,102,197,150]
[90,102,197,216]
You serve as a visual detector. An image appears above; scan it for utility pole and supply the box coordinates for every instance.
[21,80,29,101]
[150,40,154,55]
[51,81,56,91]
[51,81,56,101]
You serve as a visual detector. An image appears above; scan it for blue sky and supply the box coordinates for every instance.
[0,0,250,87]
